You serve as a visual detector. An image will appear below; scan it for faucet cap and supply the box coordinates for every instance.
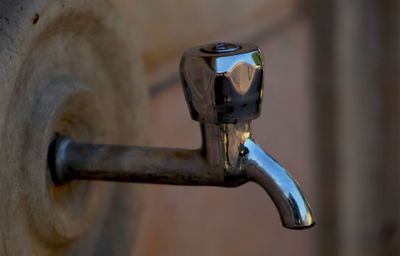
[180,42,264,124]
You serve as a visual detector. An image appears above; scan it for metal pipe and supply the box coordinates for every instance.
[50,136,241,186]
[49,123,314,229]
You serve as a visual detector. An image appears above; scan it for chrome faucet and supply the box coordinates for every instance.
[49,42,314,230]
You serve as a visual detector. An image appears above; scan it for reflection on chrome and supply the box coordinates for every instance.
[242,139,314,229]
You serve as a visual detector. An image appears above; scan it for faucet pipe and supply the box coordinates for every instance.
[49,121,314,229]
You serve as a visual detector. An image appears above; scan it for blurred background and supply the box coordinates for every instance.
[112,0,400,255]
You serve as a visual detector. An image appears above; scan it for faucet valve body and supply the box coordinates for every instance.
[49,42,314,230]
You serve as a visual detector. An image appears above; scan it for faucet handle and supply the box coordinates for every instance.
[180,42,264,124]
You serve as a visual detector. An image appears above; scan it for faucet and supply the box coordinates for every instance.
[49,42,314,230]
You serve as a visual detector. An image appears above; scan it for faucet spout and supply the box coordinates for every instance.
[241,139,314,229]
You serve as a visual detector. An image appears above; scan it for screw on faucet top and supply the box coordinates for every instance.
[200,42,241,53]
